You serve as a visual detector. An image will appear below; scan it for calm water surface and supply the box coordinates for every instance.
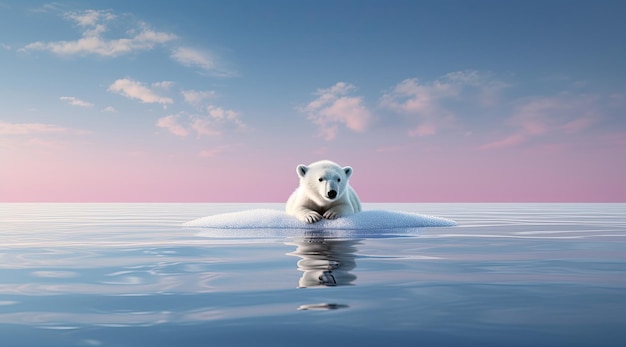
[1,203,625,346]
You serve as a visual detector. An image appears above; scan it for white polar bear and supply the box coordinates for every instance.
[286,160,361,224]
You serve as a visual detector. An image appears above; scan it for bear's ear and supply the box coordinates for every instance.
[343,166,353,179]
[297,164,308,178]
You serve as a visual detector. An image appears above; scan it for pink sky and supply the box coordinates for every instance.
[2,128,624,202]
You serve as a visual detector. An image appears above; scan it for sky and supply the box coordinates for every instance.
[1,0,625,202]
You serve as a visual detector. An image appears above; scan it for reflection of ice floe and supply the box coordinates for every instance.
[0,301,19,306]
[31,271,77,278]
[287,235,360,288]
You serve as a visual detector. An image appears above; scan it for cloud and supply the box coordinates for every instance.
[207,105,244,125]
[182,90,217,105]
[152,81,175,89]
[65,9,116,27]
[0,121,89,135]
[156,115,188,137]
[191,117,221,136]
[59,96,94,107]
[21,9,176,57]
[157,105,246,138]
[108,78,173,105]
[443,70,483,85]
[21,9,237,77]
[192,105,246,136]
[102,106,118,113]
[303,82,373,140]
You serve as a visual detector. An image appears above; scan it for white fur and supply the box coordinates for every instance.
[286,160,361,223]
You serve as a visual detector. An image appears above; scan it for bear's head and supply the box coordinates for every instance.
[296,160,352,206]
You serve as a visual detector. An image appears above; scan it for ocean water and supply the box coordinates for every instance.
[1,203,625,347]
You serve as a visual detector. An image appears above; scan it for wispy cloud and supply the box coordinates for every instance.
[108,78,173,105]
[303,82,373,140]
[380,71,476,137]
[563,116,596,133]
[171,47,214,70]
[0,121,89,135]
[479,95,600,150]
[66,9,115,27]
[207,105,245,128]
[156,114,188,137]
[171,47,233,76]
[602,132,626,146]
[1,137,70,151]
[29,3,67,14]
[102,106,118,113]
[21,9,176,57]
[192,105,246,136]
[478,134,526,150]
[182,89,217,105]
[380,70,507,137]
[59,96,94,107]
[156,105,246,137]
[190,118,220,136]
[152,81,175,89]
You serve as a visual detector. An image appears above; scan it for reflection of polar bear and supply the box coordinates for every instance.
[286,160,361,224]
[287,236,359,288]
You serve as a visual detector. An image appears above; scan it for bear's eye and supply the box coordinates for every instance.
[337,178,341,182]
[318,178,323,182]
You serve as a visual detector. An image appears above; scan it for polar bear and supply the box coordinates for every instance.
[286,160,361,223]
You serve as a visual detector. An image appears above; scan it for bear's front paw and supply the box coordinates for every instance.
[303,211,322,224]
[323,210,339,220]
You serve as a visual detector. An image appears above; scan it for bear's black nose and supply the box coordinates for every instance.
[327,190,337,199]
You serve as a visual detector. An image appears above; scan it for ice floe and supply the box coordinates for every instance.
[184,209,456,230]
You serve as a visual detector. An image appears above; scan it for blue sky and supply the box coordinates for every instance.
[1,1,625,202]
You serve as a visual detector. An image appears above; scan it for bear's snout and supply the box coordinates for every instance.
[327,190,337,199]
